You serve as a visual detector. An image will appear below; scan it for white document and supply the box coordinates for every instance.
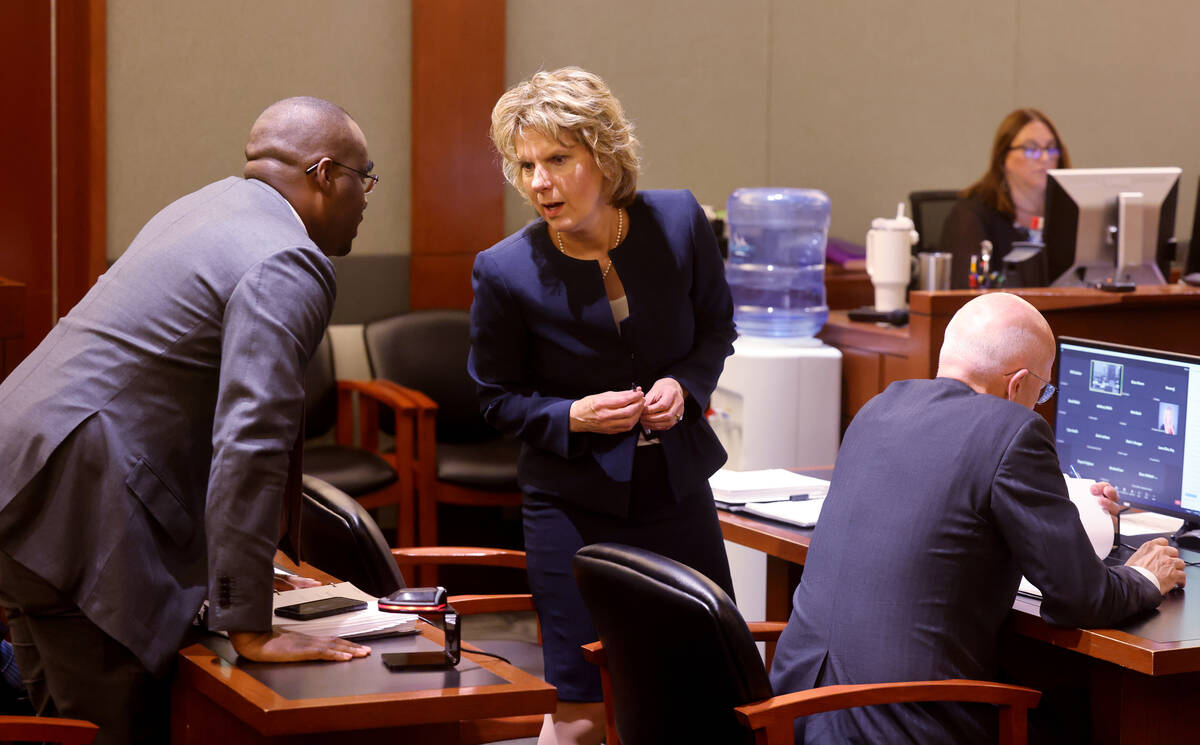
[1019,477,1115,599]
[741,498,826,528]
[709,468,829,504]
[271,582,419,639]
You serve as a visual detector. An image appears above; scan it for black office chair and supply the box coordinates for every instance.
[363,310,522,584]
[302,332,415,546]
[573,543,1040,745]
[298,474,544,744]
[909,189,961,255]
[1184,174,1200,281]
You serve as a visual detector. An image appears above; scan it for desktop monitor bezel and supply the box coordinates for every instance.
[1044,167,1180,286]
[1054,336,1200,530]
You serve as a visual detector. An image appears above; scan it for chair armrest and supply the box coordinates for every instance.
[746,621,786,641]
[373,379,438,411]
[449,593,535,615]
[333,378,419,455]
[392,546,527,570]
[581,640,605,666]
[734,679,1041,734]
[0,715,100,743]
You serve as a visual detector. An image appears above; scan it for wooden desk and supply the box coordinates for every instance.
[171,560,555,744]
[817,285,1200,433]
[719,509,1200,745]
[172,623,554,744]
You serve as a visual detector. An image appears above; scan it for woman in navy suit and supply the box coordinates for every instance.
[469,67,736,745]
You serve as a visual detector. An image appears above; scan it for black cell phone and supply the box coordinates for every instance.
[382,609,460,671]
[378,586,447,612]
[1096,280,1136,292]
[274,596,367,620]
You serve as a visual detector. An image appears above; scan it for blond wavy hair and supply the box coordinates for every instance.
[491,67,641,208]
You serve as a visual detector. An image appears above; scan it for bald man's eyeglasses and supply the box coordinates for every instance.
[1003,368,1056,405]
[305,158,379,194]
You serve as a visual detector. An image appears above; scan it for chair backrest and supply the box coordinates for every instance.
[300,474,406,597]
[363,310,498,443]
[1186,174,1200,276]
[573,543,773,745]
[909,189,961,255]
[303,332,338,439]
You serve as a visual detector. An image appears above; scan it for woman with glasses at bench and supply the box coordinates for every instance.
[941,108,1072,288]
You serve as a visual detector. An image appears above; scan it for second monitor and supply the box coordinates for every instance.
[1044,167,1181,287]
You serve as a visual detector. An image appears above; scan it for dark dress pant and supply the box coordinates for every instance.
[0,550,170,745]
[523,444,734,701]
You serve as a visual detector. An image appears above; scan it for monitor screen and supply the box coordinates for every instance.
[1044,167,1180,286]
[1055,337,1200,530]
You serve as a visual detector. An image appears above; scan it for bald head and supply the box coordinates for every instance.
[244,97,358,174]
[242,97,371,257]
[937,293,1055,405]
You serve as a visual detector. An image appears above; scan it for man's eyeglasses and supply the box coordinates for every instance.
[305,158,379,194]
[1008,144,1061,161]
[1003,368,1056,405]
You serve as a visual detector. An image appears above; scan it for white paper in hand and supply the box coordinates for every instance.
[1064,476,1114,559]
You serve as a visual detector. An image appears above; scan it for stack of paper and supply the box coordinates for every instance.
[742,498,825,528]
[271,582,419,640]
[709,468,829,505]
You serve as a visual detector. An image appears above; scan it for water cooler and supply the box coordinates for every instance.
[714,188,843,629]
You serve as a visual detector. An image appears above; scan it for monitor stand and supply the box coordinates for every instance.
[1051,261,1165,287]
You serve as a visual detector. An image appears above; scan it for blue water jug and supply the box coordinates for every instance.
[726,188,831,338]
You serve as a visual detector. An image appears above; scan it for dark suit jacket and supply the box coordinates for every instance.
[467,190,734,516]
[0,178,335,674]
[769,377,1162,744]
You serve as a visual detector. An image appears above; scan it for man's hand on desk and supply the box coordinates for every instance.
[230,629,371,662]
[1125,538,1187,595]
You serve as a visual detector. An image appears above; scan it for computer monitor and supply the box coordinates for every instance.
[1055,337,1200,542]
[1044,167,1181,286]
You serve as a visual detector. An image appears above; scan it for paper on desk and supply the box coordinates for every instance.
[271,582,419,639]
[1018,477,1114,600]
[709,468,829,504]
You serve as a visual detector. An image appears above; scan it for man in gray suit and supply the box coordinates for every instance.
[769,292,1185,744]
[0,96,375,743]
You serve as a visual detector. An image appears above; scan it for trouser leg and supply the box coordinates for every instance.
[0,551,171,745]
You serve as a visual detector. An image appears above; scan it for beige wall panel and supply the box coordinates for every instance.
[768,0,1016,241]
[504,0,771,235]
[1016,0,1200,249]
[107,0,410,261]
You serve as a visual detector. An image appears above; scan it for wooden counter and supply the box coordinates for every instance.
[817,285,1200,432]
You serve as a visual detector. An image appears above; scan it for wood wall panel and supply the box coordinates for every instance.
[410,0,506,309]
[0,0,105,359]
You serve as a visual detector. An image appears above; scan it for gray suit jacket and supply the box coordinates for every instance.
[0,177,335,674]
[768,377,1162,744]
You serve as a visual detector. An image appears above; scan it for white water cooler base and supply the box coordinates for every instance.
[710,336,841,633]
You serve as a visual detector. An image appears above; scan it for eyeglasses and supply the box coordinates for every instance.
[1003,368,1056,405]
[305,158,379,194]
[1008,144,1061,161]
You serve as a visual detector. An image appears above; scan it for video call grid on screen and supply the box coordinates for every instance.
[1055,338,1200,520]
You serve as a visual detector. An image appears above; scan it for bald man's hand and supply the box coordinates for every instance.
[230,629,371,662]
[1125,538,1186,595]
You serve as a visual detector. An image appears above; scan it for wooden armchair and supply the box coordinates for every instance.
[363,311,522,585]
[303,332,417,546]
[574,543,1041,745]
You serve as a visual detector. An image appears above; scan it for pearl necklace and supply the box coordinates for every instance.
[556,208,623,279]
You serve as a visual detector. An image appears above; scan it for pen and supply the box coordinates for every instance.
[1068,464,1080,478]
[633,383,653,438]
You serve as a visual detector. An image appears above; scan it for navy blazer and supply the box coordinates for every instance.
[769,377,1162,744]
[468,190,735,516]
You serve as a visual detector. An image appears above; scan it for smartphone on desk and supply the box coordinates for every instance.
[379,586,447,613]
[382,651,457,670]
[274,596,367,621]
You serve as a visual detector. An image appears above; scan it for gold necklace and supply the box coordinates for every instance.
[556,208,623,279]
